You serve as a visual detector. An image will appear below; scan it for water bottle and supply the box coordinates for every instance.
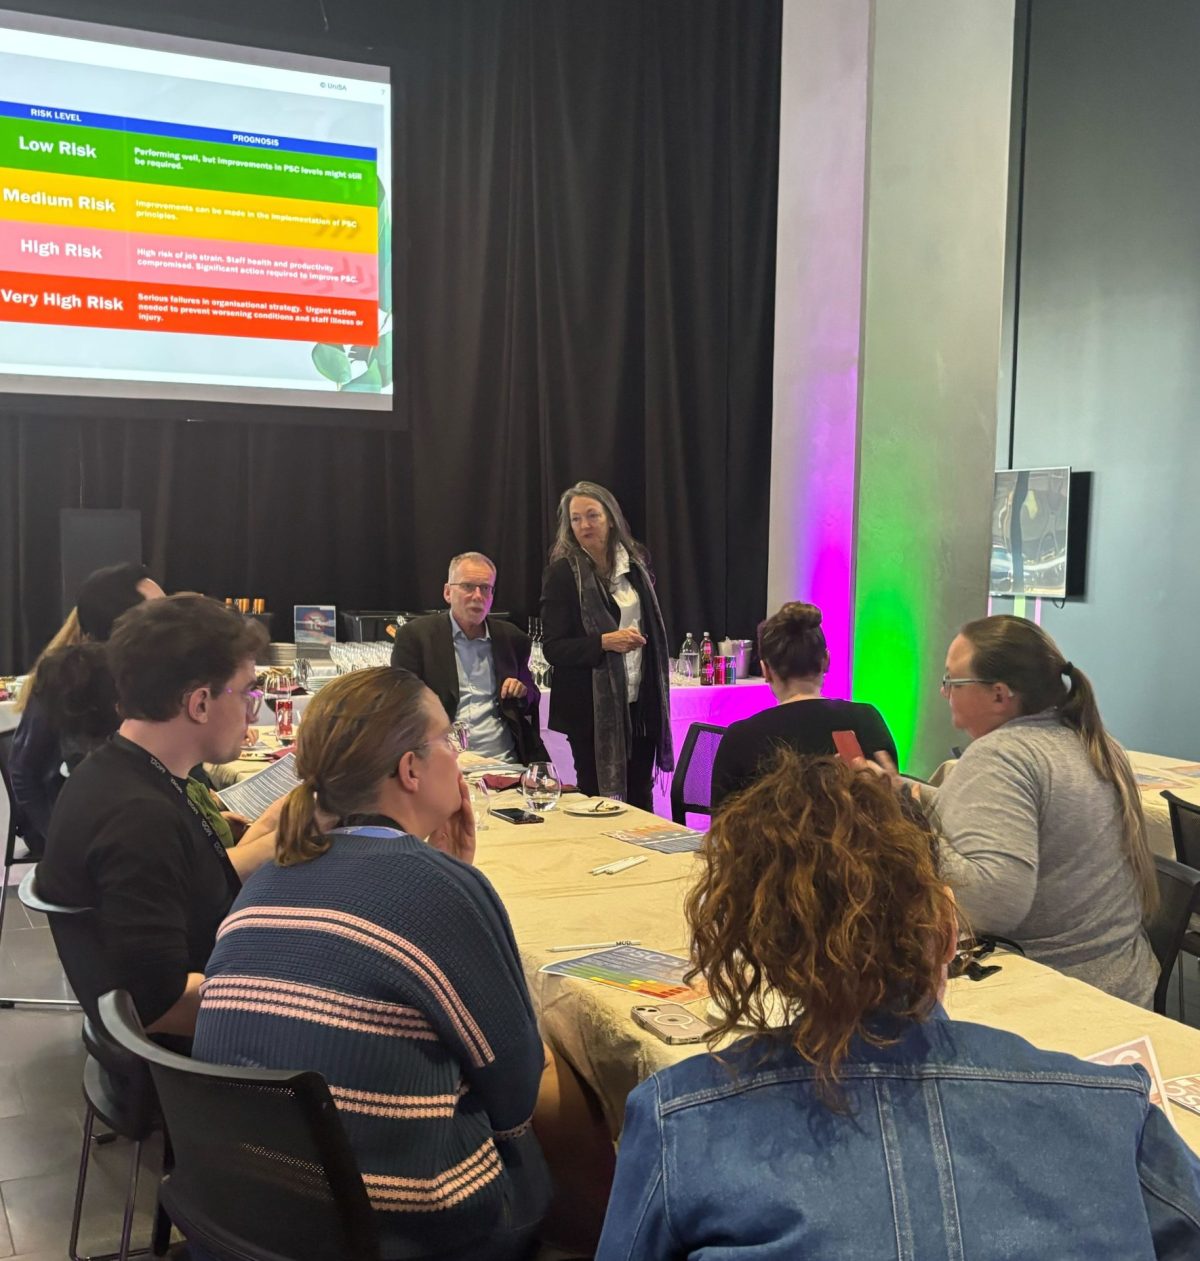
[679,632,698,683]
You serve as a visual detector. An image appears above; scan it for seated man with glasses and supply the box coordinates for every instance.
[38,595,280,1041]
[391,551,547,764]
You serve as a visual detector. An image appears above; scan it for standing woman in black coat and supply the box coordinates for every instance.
[539,482,673,811]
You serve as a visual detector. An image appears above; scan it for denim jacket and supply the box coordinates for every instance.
[595,1009,1200,1260]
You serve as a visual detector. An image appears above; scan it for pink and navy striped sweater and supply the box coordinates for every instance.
[192,827,549,1256]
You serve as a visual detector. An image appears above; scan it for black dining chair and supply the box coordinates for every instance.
[20,868,167,1260]
[1161,790,1200,869]
[98,989,382,1261]
[0,731,79,1010]
[1148,855,1200,1021]
[670,722,727,826]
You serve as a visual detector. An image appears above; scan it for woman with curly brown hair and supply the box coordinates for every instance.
[595,750,1200,1261]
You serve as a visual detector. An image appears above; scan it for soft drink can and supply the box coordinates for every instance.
[275,699,294,741]
[724,655,737,684]
[714,655,726,685]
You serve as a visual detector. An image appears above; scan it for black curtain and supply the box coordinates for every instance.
[0,0,781,672]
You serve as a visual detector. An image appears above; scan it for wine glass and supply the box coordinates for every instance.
[521,761,561,813]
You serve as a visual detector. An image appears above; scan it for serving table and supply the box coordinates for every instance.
[538,678,775,817]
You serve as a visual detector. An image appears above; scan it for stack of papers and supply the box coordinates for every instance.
[603,824,706,854]
[218,752,300,820]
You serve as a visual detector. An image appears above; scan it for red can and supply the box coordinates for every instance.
[714,655,727,685]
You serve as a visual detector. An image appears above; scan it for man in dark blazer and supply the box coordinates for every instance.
[390,551,547,764]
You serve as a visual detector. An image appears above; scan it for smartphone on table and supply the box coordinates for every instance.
[491,806,545,825]
[631,1003,709,1045]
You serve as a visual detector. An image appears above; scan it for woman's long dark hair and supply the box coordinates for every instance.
[961,614,1156,916]
[548,480,646,577]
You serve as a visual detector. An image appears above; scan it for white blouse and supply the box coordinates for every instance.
[609,544,643,703]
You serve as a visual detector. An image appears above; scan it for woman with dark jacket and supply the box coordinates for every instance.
[539,481,673,810]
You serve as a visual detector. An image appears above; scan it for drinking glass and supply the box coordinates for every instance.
[451,721,471,753]
[520,761,561,813]
[470,777,491,830]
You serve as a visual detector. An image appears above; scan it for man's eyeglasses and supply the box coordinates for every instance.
[940,675,995,695]
[449,582,494,597]
[219,685,264,721]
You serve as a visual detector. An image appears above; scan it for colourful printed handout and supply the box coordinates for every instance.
[540,945,707,1002]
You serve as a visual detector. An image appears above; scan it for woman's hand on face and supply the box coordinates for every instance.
[601,627,647,654]
[428,773,477,866]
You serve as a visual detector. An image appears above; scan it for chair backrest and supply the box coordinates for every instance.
[670,722,727,825]
[19,866,160,1132]
[1148,855,1200,1015]
[20,866,116,1028]
[1161,791,1200,869]
[0,730,19,866]
[99,990,381,1261]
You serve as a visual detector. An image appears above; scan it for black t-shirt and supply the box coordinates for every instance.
[38,736,240,1025]
[710,699,899,809]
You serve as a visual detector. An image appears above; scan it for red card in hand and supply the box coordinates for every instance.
[832,730,864,763]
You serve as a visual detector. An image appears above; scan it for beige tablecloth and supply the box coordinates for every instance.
[474,791,1200,1154]
[210,747,1200,1154]
[1130,751,1200,859]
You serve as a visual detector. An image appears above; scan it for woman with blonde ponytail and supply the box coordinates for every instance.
[916,614,1157,1005]
[192,667,557,1259]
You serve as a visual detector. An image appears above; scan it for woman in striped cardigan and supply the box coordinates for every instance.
[193,667,573,1259]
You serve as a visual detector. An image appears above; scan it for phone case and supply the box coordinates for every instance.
[631,1003,708,1044]
[492,807,544,824]
[832,729,865,762]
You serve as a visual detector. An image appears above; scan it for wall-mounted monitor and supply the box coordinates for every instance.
[0,7,393,414]
[990,466,1091,599]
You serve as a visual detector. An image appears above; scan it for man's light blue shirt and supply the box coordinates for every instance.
[450,611,515,760]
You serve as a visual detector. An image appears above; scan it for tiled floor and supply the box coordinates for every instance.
[3,865,1199,1259]
[0,866,165,1260]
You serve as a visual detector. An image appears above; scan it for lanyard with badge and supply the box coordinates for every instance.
[111,734,238,875]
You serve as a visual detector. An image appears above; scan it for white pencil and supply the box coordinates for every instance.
[593,856,648,876]
[546,939,642,953]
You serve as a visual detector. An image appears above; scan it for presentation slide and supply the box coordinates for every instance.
[0,9,393,411]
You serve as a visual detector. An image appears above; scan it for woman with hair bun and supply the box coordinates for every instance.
[596,751,1200,1260]
[710,600,896,808]
[915,613,1157,1005]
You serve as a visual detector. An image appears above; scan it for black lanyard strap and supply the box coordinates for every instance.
[110,734,236,872]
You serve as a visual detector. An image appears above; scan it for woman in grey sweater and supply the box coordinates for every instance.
[922,615,1157,1006]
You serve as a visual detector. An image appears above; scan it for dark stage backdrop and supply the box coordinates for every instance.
[0,0,781,672]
